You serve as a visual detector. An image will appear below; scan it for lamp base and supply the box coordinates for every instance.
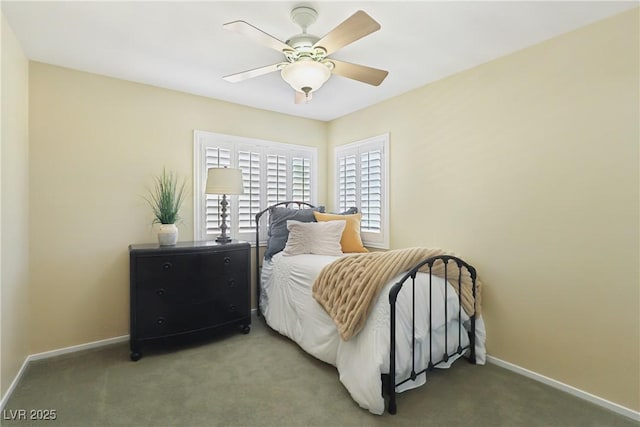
[215,235,233,243]
[216,194,233,243]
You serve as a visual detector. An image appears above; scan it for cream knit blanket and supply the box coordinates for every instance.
[312,247,482,341]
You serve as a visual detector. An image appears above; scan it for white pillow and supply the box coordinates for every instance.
[282,220,346,256]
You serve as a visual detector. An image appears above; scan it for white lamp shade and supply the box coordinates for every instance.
[205,167,244,195]
[281,60,331,93]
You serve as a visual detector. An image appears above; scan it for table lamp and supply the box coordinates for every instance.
[205,167,244,243]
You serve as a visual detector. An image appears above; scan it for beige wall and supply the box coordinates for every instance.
[1,14,30,397]
[28,62,327,353]
[328,9,639,411]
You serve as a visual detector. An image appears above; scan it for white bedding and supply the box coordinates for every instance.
[260,252,486,415]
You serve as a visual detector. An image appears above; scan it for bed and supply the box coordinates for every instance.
[255,201,486,415]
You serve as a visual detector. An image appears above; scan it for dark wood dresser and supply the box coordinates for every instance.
[128,240,251,361]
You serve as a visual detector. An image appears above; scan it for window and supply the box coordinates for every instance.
[194,130,317,243]
[335,133,389,249]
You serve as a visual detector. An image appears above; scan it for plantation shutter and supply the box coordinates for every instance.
[237,149,261,234]
[267,154,287,205]
[338,153,357,213]
[334,133,388,248]
[205,147,231,236]
[292,156,312,202]
[194,130,318,242]
[360,150,382,232]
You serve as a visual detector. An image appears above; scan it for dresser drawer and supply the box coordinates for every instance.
[134,249,247,289]
[135,297,248,339]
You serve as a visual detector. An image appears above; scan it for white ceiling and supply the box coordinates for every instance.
[2,1,636,121]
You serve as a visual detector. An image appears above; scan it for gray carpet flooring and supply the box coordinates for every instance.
[3,315,637,427]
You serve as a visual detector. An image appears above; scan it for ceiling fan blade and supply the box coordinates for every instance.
[223,63,283,83]
[223,20,292,53]
[313,10,380,56]
[329,59,388,86]
[294,90,312,104]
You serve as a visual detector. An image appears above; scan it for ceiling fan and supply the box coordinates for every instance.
[223,6,389,104]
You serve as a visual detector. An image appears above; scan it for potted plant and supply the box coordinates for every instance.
[146,168,187,246]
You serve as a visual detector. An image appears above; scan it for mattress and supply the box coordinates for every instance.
[260,252,486,414]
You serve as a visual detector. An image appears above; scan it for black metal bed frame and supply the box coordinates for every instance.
[385,255,477,414]
[254,201,478,415]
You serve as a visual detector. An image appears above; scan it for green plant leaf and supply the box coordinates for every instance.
[144,167,187,225]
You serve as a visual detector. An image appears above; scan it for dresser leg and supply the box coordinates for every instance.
[130,342,142,361]
[240,324,251,334]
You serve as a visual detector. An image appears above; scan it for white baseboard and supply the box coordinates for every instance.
[0,356,30,411]
[28,335,129,361]
[487,355,640,422]
[0,335,129,411]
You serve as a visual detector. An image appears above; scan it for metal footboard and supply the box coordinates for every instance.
[385,255,478,414]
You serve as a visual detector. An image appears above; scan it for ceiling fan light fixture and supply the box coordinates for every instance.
[281,60,331,94]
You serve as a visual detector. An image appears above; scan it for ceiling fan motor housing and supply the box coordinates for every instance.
[286,33,320,50]
[284,34,326,63]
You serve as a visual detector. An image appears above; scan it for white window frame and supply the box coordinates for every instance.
[335,133,390,249]
[194,130,318,244]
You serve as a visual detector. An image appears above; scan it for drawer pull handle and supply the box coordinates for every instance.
[156,317,166,325]
[156,288,165,296]
[224,257,231,264]
[228,304,236,312]
[162,262,172,270]
[227,279,235,287]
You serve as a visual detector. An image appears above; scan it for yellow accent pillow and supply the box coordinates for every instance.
[313,212,369,253]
